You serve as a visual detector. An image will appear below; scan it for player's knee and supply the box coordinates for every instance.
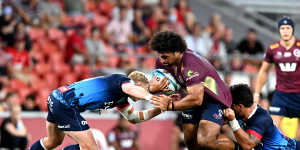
[44,137,63,149]
[197,133,218,148]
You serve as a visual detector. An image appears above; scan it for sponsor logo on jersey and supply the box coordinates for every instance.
[270,43,279,50]
[275,51,282,59]
[279,62,297,72]
[186,70,199,81]
[284,52,292,57]
[58,124,71,129]
[181,112,193,119]
[293,49,300,57]
[58,86,70,93]
[213,109,224,120]
[81,121,88,125]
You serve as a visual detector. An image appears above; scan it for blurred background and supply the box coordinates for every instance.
[0,0,299,149]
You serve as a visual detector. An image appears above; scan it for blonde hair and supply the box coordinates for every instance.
[128,71,149,84]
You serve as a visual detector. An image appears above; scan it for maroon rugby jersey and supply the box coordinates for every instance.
[264,41,300,93]
[156,50,232,107]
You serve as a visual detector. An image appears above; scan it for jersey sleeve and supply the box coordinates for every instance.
[115,74,131,87]
[245,115,271,140]
[181,60,207,87]
[264,47,274,63]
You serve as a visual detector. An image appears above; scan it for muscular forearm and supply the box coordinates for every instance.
[173,94,203,110]
[233,129,257,150]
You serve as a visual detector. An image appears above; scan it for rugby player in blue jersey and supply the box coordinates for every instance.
[29,71,161,150]
[225,84,300,150]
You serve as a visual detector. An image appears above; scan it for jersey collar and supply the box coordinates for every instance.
[248,104,258,119]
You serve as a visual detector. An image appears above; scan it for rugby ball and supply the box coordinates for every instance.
[151,69,180,95]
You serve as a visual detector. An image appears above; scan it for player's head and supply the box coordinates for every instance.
[149,31,187,66]
[128,71,149,89]
[278,17,294,41]
[230,84,254,118]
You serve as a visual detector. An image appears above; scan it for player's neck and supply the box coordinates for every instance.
[244,104,257,120]
[280,36,296,50]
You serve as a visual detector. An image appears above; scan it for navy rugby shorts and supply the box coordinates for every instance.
[46,93,89,131]
[181,97,225,126]
[269,90,300,118]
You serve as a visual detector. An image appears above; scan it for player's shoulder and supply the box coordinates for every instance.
[268,42,280,50]
[252,106,273,123]
[296,40,300,48]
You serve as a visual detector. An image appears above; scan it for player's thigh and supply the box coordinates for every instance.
[64,129,97,150]
[45,121,65,146]
[271,114,283,127]
[198,120,221,142]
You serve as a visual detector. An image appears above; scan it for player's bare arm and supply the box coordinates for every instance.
[151,83,204,111]
[224,108,261,150]
[119,103,161,124]
[121,82,153,101]
[254,61,272,103]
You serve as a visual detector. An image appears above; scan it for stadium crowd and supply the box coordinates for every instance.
[0,0,277,149]
[0,0,269,112]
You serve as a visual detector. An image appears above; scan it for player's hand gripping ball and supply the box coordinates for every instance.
[151,69,181,95]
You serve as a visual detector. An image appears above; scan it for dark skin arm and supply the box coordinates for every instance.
[151,83,204,111]
[224,108,261,150]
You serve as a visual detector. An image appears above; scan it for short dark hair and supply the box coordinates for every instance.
[149,31,187,53]
[26,92,37,101]
[230,84,253,107]
[248,28,256,33]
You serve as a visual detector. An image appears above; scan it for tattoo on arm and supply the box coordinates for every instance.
[249,133,261,145]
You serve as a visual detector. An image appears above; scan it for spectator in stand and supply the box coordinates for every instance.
[159,0,169,13]
[174,0,191,24]
[131,9,151,47]
[12,0,42,26]
[6,37,32,82]
[236,28,264,55]
[65,24,88,64]
[0,105,28,150]
[184,12,196,35]
[0,40,11,76]
[224,27,236,54]
[208,23,228,69]
[21,92,40,111]
[40,0,63,27]
[112,0,134,22]
[0,5,17,47]
[107,115,140,150]
[106,6,133,47]
[184,23,208,57]
[14,21,32,51]
[62,0,85,16]
[164,8,186,36]
[205,13,222,36]
[85,26,107,69]
[145,6,165,32]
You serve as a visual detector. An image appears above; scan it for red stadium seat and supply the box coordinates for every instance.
[29,27,45,41]
[53,63,71,75]
[36,88,51,111]
[48,28,65,41]
[18,88,33,104]
[44,74,59,90]
[93,14,109,27]
[34,63,52,76]
[10,79,27,91]
[61,73,78,85]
